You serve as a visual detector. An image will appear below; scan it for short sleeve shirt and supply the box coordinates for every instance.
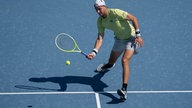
[97,9,135,40]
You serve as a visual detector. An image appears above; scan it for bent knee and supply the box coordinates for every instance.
[121,57,131,65]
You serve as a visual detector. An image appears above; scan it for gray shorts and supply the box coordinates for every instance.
[112,36,138,51]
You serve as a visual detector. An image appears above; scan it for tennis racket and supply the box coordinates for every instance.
[55,33,87,56]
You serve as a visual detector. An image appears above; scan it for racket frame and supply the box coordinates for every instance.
[55,33,87,57]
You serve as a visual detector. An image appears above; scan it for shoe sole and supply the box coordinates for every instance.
[117,89,127,100]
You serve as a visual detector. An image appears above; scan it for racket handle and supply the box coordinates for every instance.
[81,51,87,57]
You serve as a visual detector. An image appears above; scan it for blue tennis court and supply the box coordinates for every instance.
[1,0,192,108]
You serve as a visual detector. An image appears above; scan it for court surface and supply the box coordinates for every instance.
[1,0,192,108]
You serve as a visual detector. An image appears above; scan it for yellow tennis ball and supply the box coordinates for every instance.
[65,60,70,65]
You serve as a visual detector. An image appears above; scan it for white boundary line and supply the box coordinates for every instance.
[1,91,191,108]
[0,90,192,95]
[95,93,101,108]
[106,90,192,94]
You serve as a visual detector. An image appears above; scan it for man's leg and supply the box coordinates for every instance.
[121,49,134,85]
[117,49,134,100]
[96,50,123,72]
[108,50,123,65]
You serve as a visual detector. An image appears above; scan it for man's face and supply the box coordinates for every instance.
[94,5,107,18]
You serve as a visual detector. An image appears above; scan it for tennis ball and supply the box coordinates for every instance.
[65,60,70,65]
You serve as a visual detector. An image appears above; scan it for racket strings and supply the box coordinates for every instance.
[56,34,76,51]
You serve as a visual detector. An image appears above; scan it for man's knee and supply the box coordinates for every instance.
[121,57,131,65]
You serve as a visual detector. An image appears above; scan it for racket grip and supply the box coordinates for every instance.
[81,51,87,57]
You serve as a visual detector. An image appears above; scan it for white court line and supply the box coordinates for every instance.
[95,93,101,108]
[0,90,192,95]
[0,91,94,95]
[106,90,192,94]
[1,91,191,108]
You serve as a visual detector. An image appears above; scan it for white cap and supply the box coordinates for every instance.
[95,0,106,7]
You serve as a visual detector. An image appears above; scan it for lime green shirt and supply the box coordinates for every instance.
[97,9,135,40]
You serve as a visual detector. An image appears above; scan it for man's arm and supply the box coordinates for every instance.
[94,33,104,51]
[87,33,104,60]
[126,13,139,30]
[126,13,144,47]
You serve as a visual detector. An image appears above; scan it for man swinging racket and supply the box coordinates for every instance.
[87,0,144,100]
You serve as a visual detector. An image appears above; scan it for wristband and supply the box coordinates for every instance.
[91,49,98,57]
[91,52,97,57]
[135,29,140,32]
[92,49,98,54]
[136,33,141,37]
[135,29,141,37]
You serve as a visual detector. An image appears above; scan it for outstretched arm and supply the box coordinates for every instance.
[87,33,104,60]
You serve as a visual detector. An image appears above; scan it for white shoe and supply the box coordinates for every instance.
[96,63,115,72]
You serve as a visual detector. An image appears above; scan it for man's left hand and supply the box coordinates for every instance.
[135,37,144,47]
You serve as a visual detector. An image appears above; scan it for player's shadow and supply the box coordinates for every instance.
[27,71,123,104]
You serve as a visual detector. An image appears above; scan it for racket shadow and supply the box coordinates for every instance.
[15,85,58,91]
[24,72,123,104]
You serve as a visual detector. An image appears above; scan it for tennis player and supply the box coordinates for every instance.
[87,0,144,100]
